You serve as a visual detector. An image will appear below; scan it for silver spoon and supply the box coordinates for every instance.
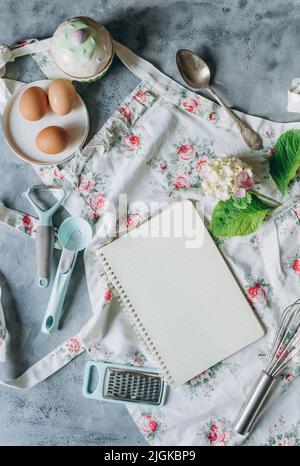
[176,49,263,151]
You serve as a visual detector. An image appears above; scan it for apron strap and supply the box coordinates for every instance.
[113,40,187,106]
[0,39,52,77]
[113,40,181,95]
[113,40,218,117]
[0,334,84,389]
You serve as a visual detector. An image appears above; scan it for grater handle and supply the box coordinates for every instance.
[82,361,103,400]
[234,371,277,436]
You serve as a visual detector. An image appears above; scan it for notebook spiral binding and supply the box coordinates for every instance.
[99,251,175,386]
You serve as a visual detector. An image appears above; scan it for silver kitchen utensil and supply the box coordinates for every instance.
[176,49,263,151]
[234,299,300,436]
[83,361,168,407]
[23,186,66,288]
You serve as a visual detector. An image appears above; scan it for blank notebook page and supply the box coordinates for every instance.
[98,200,264,387]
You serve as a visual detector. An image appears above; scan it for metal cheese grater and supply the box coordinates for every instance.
[83,361,167,407]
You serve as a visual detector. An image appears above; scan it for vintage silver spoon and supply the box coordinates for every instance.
[176,49,263,151]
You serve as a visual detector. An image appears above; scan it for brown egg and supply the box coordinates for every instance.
[36,126,69,154]
[48,79,77,116]
[19,86,49,121]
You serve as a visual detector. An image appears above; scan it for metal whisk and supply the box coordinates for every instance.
[234,299,300,436]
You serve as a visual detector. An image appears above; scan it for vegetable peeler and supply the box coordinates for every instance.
[23,186,66,288]
[83,361,168,407]
[41,216,92,334]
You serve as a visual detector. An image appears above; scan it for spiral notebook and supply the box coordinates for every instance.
[98,200,264,387]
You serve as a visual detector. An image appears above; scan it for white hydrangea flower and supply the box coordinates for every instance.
[200,155,254,202]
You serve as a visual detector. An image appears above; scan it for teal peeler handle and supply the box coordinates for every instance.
[23,187,66,288]
[41,249,77,334]
[36,226,54,288]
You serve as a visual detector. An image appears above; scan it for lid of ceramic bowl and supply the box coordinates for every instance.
[52,17,113,79]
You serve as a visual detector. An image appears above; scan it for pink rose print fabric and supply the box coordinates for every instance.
[177,144,196,161]
[132,355,144,366]
[245,279,272,308]
[182,96,200,113]
[248,284,266,303]
[142,415,158,434]
[206,420,232,446]
[2,45,300,447]
[38,166,65,186]
[125,211,142,229]
[133,91,147,104]
[292,259,300,274]
[119,105,134,122]
[78,179,95,193]
[172,175,190,190]
[138,413,165,442]
[265,417,300,446]
[88,192,106,212]
[194,157,208,174]
[178,89,219,122]
[22,214,35,232]
[283,253,300,282]
[147,132,217,193]
[17,214,38,236]
[104,289,112,302]
[126,350,147,367]
[186,363,225,399]
[66,337,81,354]
[122,133,141,151]
[52,337,83,365]
[291,207,300,225]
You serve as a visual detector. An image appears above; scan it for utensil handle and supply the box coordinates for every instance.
[234,371,276,436]
[36,226,54,288]
[41,252,77,335]
[82,361,103,400]
[208,86,263,151]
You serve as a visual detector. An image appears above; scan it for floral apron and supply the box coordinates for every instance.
[0,40,299,446]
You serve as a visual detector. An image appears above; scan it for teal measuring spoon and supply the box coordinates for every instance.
[41,217,92,335]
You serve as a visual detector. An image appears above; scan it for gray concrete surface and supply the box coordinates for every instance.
[0,0,299,446]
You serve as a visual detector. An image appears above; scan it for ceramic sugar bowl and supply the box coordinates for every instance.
[52,17,114,82]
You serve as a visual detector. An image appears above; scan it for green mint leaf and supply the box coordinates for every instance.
[269,129,300,195]
[211,193,274,237]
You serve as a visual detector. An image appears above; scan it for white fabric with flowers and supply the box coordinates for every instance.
[0,40,300,446]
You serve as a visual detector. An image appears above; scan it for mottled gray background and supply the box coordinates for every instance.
[0,0,299,446]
